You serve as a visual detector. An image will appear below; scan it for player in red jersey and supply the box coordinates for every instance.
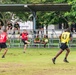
[0,29,8,58]
[19,29,30,53]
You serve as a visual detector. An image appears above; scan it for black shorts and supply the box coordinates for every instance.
[22,39,28,44]
[0,43,7,48]
[60,43,68,50]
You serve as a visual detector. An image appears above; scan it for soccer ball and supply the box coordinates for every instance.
[45,39,48,42]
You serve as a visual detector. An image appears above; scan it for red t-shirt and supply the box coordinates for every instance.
[0,32,7,43]
[21,32,28,40]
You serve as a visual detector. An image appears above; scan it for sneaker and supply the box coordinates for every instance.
[64,59,69,63]
[2,55,5,58]
[52,58,56,64]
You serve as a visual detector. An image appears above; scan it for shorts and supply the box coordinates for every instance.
[60,43,68,50]
[0,43,7,48]
[22,39,28,44]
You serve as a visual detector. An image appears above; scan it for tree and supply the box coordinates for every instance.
[0,0,76,29]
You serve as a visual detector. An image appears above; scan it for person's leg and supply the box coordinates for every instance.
[0,48,2,52]
[52,49,63,64]
[22,40,30,53]
[23,44,27,53]
[18,28,20,34]
[44,43,46,48]
[13,28,16,34]
[2,48,8,58]
[64,48,70,63]
[0,44,2,51]
[54,49,63,59]
[25,40,30,44]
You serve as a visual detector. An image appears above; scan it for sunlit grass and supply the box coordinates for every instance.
[0,48,76,75]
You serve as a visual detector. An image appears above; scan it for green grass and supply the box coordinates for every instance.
[0,48,76,75]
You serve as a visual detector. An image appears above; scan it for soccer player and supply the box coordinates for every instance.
[52,28,72,64]
[19,29,30,53]
[0,29,8,58]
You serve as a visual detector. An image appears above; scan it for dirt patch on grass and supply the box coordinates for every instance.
[30,68,76,75]
[0,62,76,75]
[0,62,26,75]
[0,62,25,69]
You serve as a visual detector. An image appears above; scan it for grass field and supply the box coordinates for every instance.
[0,48,76,75]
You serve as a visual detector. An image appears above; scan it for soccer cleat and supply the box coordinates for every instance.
[2,55,5,58]
[52,58,56,64]
[64,59,69,63]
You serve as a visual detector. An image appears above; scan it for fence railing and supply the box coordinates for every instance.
[6,37,76,48]
[6,29,76,48]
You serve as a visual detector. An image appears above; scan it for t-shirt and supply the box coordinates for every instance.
[20,32,28,40]
[35,37,40,41]
[14,23,20,28]
[0,32,7,43]
[61,32,72,44]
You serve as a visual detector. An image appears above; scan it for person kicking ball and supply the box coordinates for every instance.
[19,29,30,53]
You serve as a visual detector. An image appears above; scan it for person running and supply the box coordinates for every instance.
[52,28,72,64]
[19,29,30,53]
[0,29,8,58]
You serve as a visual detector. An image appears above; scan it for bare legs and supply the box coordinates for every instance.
[53,49,63,59]
[52,48,70,64]
[23,41,30,53]
[64,48,70,60]
[23,44,27,53]
[0,48,8,58]
[2,48,8,58]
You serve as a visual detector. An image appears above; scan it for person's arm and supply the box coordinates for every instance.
[69,34,72,41]
[18,24,20,28]
[19,33,22,39]
[59,34,62,39]
[6,34,8,41]
[6,34,10,44]
[34,38,36,43]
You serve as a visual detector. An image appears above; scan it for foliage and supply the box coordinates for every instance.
[0,0,76,28]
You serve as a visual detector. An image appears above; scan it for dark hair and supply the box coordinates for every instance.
[64,28,70,32]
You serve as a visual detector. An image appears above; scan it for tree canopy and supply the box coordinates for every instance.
[0,0,76,29]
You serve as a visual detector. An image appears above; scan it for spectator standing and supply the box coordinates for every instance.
[6,21,12,30]
[70,22,75,33]
[6,21,13,34]
[74,23,76,32]
[0,21,4,29]
[13,22,20,34]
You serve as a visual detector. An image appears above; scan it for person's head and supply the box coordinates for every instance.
[44,35,48,38]
[36,35,39,38]
[72,21,75,24]
[44,35,46,38]
[23,29,27,33]
[15,22,19,25]
[64,28,70,32]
